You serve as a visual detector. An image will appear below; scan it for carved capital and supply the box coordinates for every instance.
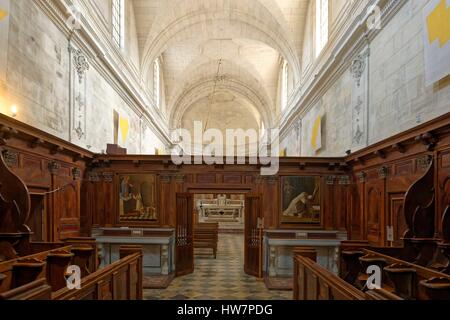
[325,175,336,185]
[70,47,90,83]
[87,171,100,182]
[173,173,185,183]
[48,161,60,175]
[102,172,114,183]
[72,167,81,180]
[378,166,388,179]
[350,53,368,87]
[160,173,172,183]
[2,150,18,167]
[356,171,367,183]
[417,154,433,171]
[338,175,351,185]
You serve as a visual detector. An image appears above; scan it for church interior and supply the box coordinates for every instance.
[0,0,450,302]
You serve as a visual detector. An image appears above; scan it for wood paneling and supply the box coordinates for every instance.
[2,111,450,258]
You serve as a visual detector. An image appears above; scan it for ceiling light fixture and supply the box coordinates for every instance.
[203,58,223,134]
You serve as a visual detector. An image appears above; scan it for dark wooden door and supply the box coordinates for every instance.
[175,193,194,276]
[244,194,263,278]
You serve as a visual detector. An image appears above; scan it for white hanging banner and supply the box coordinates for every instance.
[0,0,11,82]
[422,0,450,86]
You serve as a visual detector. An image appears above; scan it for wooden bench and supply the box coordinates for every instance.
[194,223,219,259]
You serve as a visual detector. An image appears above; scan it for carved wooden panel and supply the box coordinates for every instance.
[349,181,363,240]
[334,184,347,231]
[365,178,385,245]
[388,194,407,247]
[196,174,216,184]
[112,268,127,300]
[128,261,138,300]
[393,160,414,177]
[97,280,113,300]
[223,174,242,184]
[19,156,49,186]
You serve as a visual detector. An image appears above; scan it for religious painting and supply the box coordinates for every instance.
[280,176,321,224]
[119,174,158,222]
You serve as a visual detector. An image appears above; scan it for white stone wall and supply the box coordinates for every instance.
[368,0,450,144]
[1,0,70,139]
[0,0,165,154]
[283,0,450,157]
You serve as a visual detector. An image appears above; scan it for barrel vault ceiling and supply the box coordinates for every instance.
[132,0,310,131]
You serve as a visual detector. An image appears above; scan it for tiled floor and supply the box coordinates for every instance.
[144,234,292,300]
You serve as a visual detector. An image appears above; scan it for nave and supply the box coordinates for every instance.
[144,234,291,300]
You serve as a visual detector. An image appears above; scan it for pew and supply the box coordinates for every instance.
[293,253,367,300]
[194,223,219,259]
[293,250,406,300]
[340,246,450,300]
[0,245,143,300]
[0,242,98,298]
[52,246,143,300]
[0,279,51,300]
[437,206,450,274]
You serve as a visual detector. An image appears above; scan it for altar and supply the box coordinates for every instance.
[263,230,347,278]
[197,195,244,224]
[93,228,175,276]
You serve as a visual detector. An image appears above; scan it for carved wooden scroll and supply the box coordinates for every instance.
[403,158,435,239]
[0,148,31,253]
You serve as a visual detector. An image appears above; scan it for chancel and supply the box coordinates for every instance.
[0,0,449,302]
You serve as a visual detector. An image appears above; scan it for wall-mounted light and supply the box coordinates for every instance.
[11,105,17,117]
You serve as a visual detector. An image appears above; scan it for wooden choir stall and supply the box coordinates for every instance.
[0,137,143,300]
[0,112,450,300]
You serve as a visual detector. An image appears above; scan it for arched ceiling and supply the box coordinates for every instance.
[132,0,310,130]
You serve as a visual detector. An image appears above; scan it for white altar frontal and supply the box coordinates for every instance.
[197,195,244,226]
[93,228,175,276]
[263,230,348,277]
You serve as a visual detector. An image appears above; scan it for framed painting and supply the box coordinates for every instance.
[118,174,158,223]
[280,176,321,224]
